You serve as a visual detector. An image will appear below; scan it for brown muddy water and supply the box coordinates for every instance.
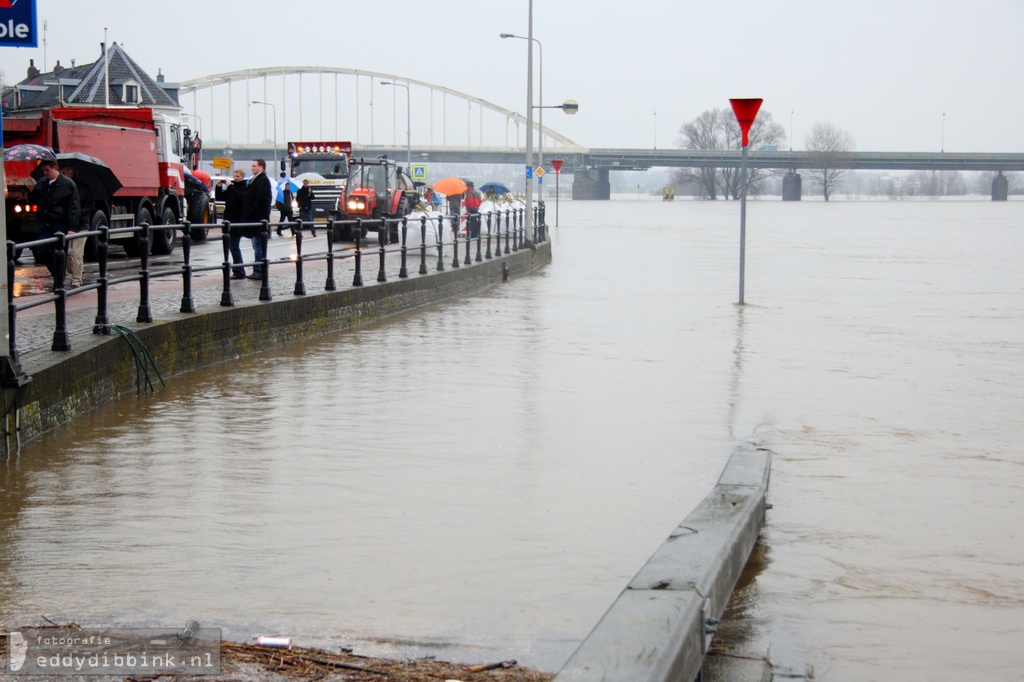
[2,196,1022,680]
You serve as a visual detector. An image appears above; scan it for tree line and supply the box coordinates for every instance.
[671,108,853,201]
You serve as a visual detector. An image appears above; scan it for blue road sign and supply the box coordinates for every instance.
[0,0,37,48]
[526,165,533,179]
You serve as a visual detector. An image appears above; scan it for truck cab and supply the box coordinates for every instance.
[285,141,351,225]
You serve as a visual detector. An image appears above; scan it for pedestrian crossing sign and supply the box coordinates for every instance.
[411,164,427,181]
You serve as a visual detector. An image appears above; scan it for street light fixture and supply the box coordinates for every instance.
[250,100,278,174]
[381,81,411,172]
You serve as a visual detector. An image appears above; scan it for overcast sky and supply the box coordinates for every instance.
[2,0,1022,153]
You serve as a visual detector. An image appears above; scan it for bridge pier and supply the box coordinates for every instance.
[572,168,611,200]
[782,171,802,201]
[992,172,1008,201]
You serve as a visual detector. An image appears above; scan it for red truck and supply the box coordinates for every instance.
[4,106,212,258]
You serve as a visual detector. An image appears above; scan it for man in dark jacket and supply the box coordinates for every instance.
[216,168,248,279]
[296,179,316,236]
[26,159,80,283]
[276,173,293,236]
[243,158,273,279]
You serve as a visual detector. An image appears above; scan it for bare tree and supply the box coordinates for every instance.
[672,108,786,199]
[805,122,855,201]
[673,109,722,199]
[720,110,786,199]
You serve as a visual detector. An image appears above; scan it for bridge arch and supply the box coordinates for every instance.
[179,67,581,152]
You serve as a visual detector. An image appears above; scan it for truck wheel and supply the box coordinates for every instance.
[13,247,23,263]
[122,206,153,257]
[186,193,211,242]
[83,211,107,262]
[151,205,177,255]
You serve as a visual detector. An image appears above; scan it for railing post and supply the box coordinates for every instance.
[51,233,71,351]
[418,216,428,275]
[451,213,461,269]
[325,220,337,291]
[137,223,153,323]
[352,220,364,286]
[504,210,511,254]
[220,222,234,307]
[474,219,482,263]
[399,217,409,278]
[294,225,306,296]
[485,212,493,260]
[6,241,19,362]
[93,226,110,334]
[464,224,472,266]
[258,220,271,302]
[180,222,195,313]
[377,222,388,283]
[436,215,445,272]
[495,211,502,256]
[513,209,521,252]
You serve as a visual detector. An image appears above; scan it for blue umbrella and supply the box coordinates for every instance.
[479,181,510,195]
[275,177,300,204]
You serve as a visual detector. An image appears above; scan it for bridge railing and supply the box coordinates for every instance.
[5,207,543,365]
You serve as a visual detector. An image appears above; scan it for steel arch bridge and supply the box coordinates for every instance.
[179,66,581,154]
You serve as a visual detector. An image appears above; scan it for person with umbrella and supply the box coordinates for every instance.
[25,159,81,285]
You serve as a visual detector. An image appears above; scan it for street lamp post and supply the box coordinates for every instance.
[381,81,411,172]
[500,31,543,201]
[250,100,277,174]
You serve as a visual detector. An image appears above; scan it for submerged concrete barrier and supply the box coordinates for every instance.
[554,443,771,682]
[7,242,550,446]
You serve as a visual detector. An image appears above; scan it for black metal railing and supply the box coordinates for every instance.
[6,207,540,360]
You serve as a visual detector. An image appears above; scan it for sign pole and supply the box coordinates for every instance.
[1,0,38,384]
[729,98,763,306]
[551,159,563,228]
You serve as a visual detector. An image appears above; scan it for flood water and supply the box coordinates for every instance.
[2,196,1022,680]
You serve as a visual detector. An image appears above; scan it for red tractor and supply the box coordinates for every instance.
[337,157,418,242]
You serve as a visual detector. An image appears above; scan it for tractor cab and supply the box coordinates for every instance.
[340,157,418,241]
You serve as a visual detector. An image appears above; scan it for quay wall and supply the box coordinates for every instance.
[10,243,551,445]
[554,443,771,682]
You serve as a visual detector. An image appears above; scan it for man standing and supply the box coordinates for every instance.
[243,158,273,279]
[61,165,91,288]
[296,179,316,236]
[276,173,293,236]
[216,168,248,279]
[25,159,80,286]
[464,180,483,239]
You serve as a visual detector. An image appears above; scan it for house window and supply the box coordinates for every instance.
[125,84,140,104]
